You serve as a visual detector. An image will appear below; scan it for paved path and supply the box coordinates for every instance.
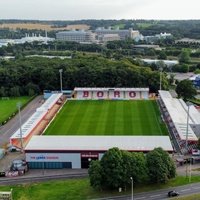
[0,96,43,147]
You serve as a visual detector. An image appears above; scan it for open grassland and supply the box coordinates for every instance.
[0,96,30,124]
[45,100,168,135]
[0,176,200,200]
[0,23,90,31]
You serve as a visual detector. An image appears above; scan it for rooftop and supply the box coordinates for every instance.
[25,136,173,152]
[74,87,149,92]
[159,90,198,141]
[10,93,62,139]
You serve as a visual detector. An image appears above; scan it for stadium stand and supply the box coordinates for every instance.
[74,87,149,100]
[158,90,199,154]
[10,93,63,148]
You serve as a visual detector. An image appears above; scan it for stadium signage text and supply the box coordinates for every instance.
[83,91,136,98]
[81,152,98,158]
[30,155,59,160]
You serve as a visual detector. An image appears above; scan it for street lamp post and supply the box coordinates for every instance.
[130,177,133,200]
[17,102,23,152]
[59,69,63,93]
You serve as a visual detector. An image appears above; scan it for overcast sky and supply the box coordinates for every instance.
[0,0,200,20]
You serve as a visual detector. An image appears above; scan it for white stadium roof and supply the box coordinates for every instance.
[10,110,46,139]
[74,87,149,92]
[41,93,62,110]
[10,93,62,140]
[159,90,198,141]
[25,136,173,152]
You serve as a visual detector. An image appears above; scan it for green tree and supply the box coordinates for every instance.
[0,86,6,97]
[100,147,124,189]
[176,79,197,100]
[179,49,191,63]
[158,51,167,60]
[88,160,102,190]
[129,152,148,184]
[146,147,176,184]
[181,64,189,73]
[9,86,20,97]
[26,82,40,96]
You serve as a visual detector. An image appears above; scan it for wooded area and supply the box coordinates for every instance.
[0,55,169,97]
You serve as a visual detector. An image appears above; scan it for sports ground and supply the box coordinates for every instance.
[0,96,30,124]
[45,100,168,136]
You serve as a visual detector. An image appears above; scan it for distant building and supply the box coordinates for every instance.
[175,38,200,44]
[141,59,178,67]
[95,27,140,40]
[0,32,54,46]
[144,32,172,43]
[56,30,96,43]
[98,34,120,43]
[15,33,55,44]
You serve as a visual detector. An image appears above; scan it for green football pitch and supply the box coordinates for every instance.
[45,100,168,136]
[0,96,30,124]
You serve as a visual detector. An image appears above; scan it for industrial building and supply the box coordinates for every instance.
[73,88,149,100]
[56,30,96,43]
[95,27,140,40]
[0,32,54,47]
[25,136,173,169]
[98,34,120,43]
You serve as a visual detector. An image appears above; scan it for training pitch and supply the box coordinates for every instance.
[0,96,30,124]
[45,100,168,136]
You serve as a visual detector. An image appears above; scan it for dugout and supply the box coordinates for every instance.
[25,135,173,169]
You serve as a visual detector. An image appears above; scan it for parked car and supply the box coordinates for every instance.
[168,191,179,197]
[8,146,21,152]
[10,159,28,173]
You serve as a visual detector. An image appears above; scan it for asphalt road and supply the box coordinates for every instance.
[95,182,200,200]
[0,95,43,147]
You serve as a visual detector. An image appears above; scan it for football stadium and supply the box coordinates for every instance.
[10,88,178,169]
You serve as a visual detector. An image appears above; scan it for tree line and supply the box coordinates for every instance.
[0,55,169,97]
[89,147,176,190]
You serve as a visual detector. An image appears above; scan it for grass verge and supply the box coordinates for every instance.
[0,176,200,200]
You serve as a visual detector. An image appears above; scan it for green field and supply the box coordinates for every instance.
[45,100,168,135]
[0,96,31,124]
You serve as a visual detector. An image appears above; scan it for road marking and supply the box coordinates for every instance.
[135,197,146,200]
[181,188,191,192]
[150,194,161,198]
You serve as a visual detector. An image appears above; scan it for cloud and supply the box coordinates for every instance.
[0,0,199,20]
